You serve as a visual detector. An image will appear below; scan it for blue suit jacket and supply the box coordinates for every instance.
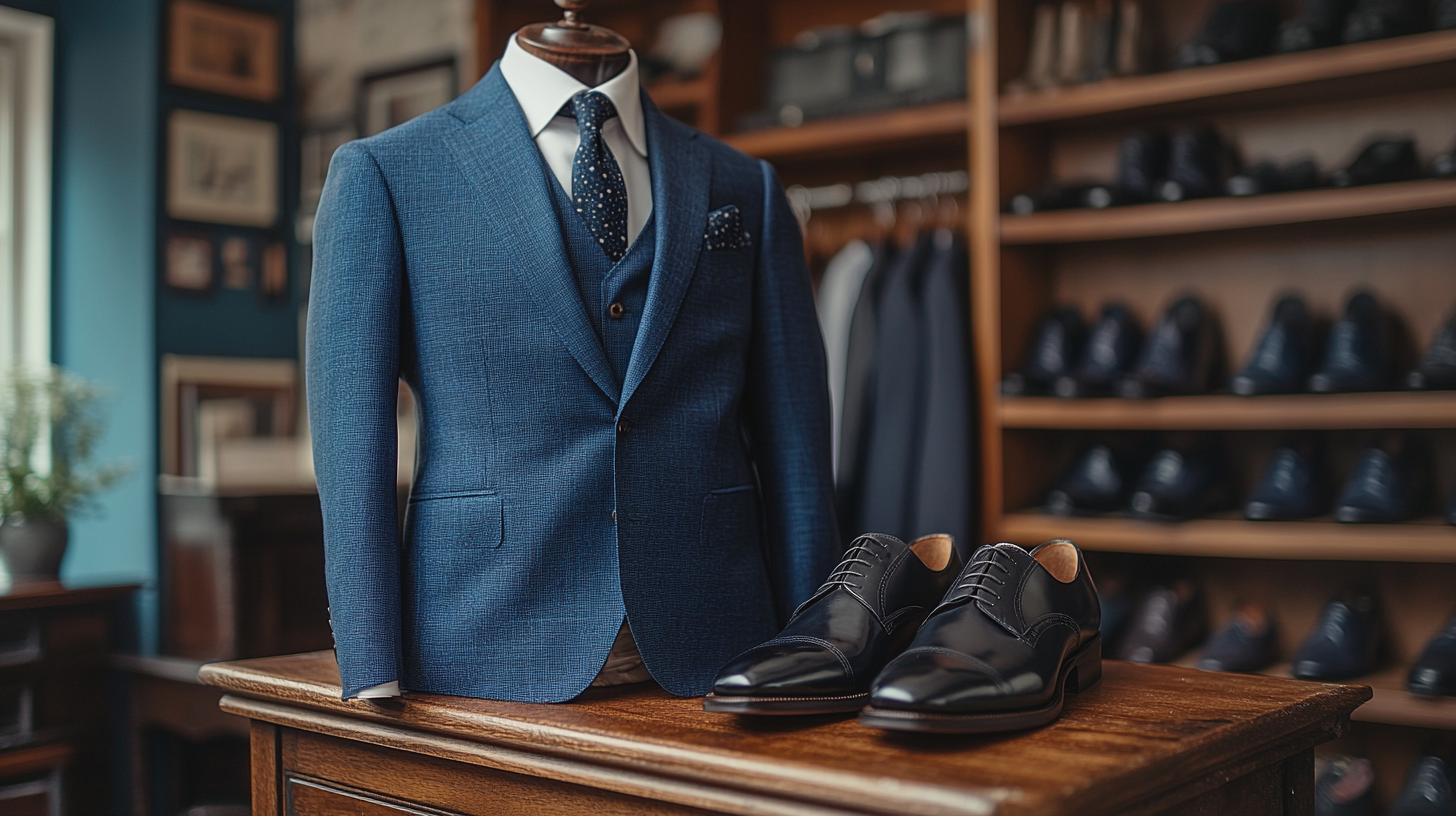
[307,65,839,701]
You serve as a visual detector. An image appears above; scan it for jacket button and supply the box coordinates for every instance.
[617,420,631,435]
[609,302,625,319]
[611,510,617,523]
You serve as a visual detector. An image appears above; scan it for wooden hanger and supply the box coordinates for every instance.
[517,0,632,87]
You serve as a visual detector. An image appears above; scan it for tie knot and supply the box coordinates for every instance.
[568,90,617,131]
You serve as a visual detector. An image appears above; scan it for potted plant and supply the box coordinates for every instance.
[0,366,128,580]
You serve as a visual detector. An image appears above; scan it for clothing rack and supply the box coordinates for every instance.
[786,170,970,225]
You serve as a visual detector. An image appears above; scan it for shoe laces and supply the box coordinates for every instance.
[949,546,1012,605]
[816,535,890,594]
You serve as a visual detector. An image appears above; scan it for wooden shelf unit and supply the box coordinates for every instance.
[723,100,969,162]
[1001,391,1456,430]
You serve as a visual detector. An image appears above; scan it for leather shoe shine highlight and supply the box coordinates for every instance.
[704,533,960,715]
[860,540,1101,734]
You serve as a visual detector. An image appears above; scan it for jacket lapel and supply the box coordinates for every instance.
[619,96,710,409]
[443,66,620,404]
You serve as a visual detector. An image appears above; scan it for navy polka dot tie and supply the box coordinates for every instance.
[565,90,629,262]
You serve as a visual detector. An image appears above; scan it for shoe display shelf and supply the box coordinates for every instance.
[970,0,1456,800]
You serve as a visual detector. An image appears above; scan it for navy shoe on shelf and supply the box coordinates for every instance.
[1119,295,1219,398]
[1158,126,1229,202]
[1342,0,1431,43]
[1198,603,1280,673]
[1278,0,1359,51]
[1046,445,1137,516]
[1128,449,1229,520]
[1232,294,1315,395]
[1003,307,1086,396]
[1174,0,1282,68]
[1057,303,1142,398]
[1315,756,1378,816]
[1310,290,1390,393]
[1333,447,1418,524]
[1389,756,1455,816]
[1408,607,1456,697]
[1292,590,1381,681]
[1245,447,1319,521]
[1406,309,1456,391]
[1084,130,1169,208]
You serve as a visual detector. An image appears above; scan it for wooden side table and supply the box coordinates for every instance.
[201,651,1370,816]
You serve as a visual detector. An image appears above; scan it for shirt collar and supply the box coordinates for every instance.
[500,33,648,158]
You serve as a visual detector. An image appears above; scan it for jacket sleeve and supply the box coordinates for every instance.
[306,141,405,699]
[744,160,843,621]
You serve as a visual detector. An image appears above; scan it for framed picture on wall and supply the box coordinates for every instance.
[164,232,215,292]
[168,0,281,102]
[358,58,457,137]
[167,110,279,228]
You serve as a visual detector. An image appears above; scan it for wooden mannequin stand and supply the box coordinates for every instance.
[517,0,632,87]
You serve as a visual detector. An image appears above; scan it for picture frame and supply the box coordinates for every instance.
[164,232,215,292]
[168,0,281,102]
[167,109,279,228]
[358,57,457,138]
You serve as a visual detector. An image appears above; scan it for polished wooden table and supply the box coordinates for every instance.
[200,651,1369,816]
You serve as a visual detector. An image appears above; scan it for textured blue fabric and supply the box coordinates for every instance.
[307,64,840,702]
[565,90,630,262]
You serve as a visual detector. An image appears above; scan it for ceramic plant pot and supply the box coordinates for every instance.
[0,515,69,580]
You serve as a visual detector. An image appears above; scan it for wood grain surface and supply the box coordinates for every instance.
[201,652,1368,816]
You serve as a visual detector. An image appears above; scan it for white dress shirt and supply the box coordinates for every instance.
[356,41,654,700]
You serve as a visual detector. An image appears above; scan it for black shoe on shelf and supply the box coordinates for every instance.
[1232,294,1315,395]
[1246,447,1320,520]
[1437,149,1456,179]
[1198,603,1280,673]
[1057,303,1143,397]
[1389,756,1456,816]
[1332,138,1423,187]
[1439,0,1456,28]
[1409,607,1456,696]
[1007,181,1098,215]
[1003,307,1086,396]
[1343,0,1431,43]
[704,533,962,715]
[1334,446,1420,523]
[1119,295,1218,398]
[1406,309,1456,390]
[1174,0,1282,68]
[1278,0,1359,51]
[1226,157,1325,196]
[1309,290,1390,393]
[860,539,1102,734]
[1115,580,1209,663]
[1158,126,1229,202]
[1315,756,1378,816]
[1128,448,1230,520]
[1292,590,1381,680]
[1046,445,1137,516]
[1085,130,1169,208]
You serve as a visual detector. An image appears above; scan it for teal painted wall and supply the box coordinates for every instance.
[52,0,160,651]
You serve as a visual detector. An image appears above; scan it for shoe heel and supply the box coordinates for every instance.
[1067,634,1102,694]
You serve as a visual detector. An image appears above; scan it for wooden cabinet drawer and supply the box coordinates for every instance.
[289,778,461,816]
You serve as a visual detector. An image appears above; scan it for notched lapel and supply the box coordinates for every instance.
[443,67,620,405]
[619,98,711,409]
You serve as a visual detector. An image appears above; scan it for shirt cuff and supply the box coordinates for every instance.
[355,680,401,699]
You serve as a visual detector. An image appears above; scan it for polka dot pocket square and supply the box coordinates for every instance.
[703,205,752,251]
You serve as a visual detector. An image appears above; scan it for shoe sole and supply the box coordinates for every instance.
[858,635,1102,734]
[702,691,869,715]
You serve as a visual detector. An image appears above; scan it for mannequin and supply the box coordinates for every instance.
[517,0,631,87]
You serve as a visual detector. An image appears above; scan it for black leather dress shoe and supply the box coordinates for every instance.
[1333,138,1423,187]
[1158,127,1228,202]
[860,540,1101,733]
[1057,303,1142,398]
[1115,580,1208,663]
[1232,295,1315,395]
[1084,130,1169,208]
[1310,291,1390,392]
[1246,447,1319,520]
[1334,447,1417,523]
[1199,603,1280,672]
[1119,295,1218,398]
[1406,310,1456,390]
[1292,590,1381,680]
[1316,756,1378,816]
[1226,157,1324,196]
[1003,307,1086,396]
[1343,0,1430,43]
[1408,608,1456,696]
[1128,449,1229,520]
[1390,757,1455,816]
[705,533,961,714]
[1046,445,1136,516]
[1175,0,1282,68]
[1279,0,1358,51]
